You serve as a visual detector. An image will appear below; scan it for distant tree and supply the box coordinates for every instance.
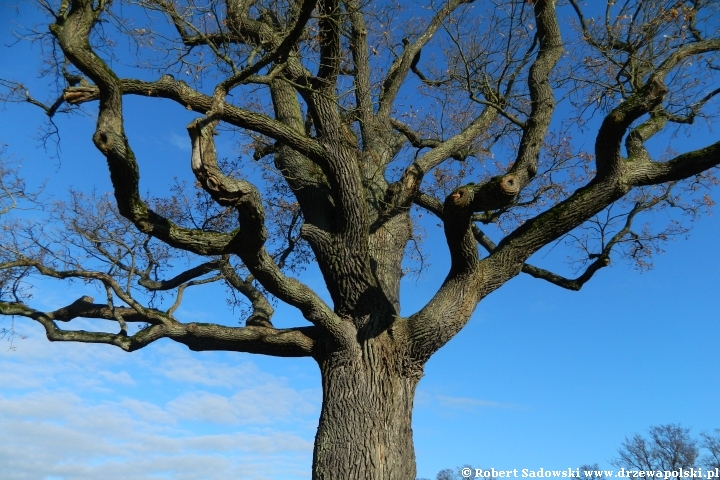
[1,0,720,478]
[611,424,713,474]
[700,430,720,471]
[437,467,459,480]
[432,465,482,480]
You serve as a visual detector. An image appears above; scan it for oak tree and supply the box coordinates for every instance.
[2,0,719,478]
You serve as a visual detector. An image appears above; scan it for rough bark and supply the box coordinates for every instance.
[312,330,420,480]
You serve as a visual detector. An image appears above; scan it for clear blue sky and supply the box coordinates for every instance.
[0,3,718,480]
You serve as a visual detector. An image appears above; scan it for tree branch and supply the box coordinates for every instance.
[595,78,669,179]
[345,0,374,141]
[507,0,564,187]
[186,116,352,345]
[629,141,720,186]
[62,77,325,164]
[0,298,317,357]
[138,259,223,290]
[377,0,473,118]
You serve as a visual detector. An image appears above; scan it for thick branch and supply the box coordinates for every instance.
[219,262,275,328]
[390,118,444,151]
[316,0,342,92]
[187,117,352,345]
[595,38,720,179]
[50,9,248,256]
[0,299,167,352]
[419,196,606,291]
[62,77,325,164]
[170,323,317,357]
[378,107,498,225]
[595,78,669,179]
[653,38,720,80]
[216,0,316,92]
[629,141,720,186]
[345,0,374,141]
[507,0,564,186]
[0,299,316,357]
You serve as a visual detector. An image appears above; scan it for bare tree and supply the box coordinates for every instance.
[1,0,719,477]
[0,144,39,346]
[612,425,720,476]
[701,430,720,472]
[612,424,700,474]
[428,465,497,480]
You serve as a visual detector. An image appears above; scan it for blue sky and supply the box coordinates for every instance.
[1,2,719,480]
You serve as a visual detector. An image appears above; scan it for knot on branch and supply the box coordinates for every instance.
[445,174,520,214]
[137,221,152,233]
[499,174,520,196]
[206,175,222,192]
[589,253,611,266]
[93,130,116,154]
[449,186,474,208]
[52,296,96,322]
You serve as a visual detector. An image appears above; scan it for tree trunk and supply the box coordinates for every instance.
[312,335,420,479]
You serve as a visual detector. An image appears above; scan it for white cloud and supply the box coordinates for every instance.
[166,383,317,425]
[0,330,318,480]
[99,370,136,386]
[147,343,268,389]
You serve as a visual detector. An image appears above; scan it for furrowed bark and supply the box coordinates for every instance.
[345,0,374,143]
[312,331,420,480]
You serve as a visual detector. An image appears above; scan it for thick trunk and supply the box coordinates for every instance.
[312,336,420,479]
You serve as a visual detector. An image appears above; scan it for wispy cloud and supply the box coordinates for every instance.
[168,132,190,151]
[167,383,317,425]
[415,390,524,412]
[435,395,521,410]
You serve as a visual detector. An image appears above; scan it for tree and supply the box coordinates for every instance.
[612,425,700,474]
[1,0,719,478]
[428,465,497,480]
[426,465,609,480]
[612,425,720,475]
